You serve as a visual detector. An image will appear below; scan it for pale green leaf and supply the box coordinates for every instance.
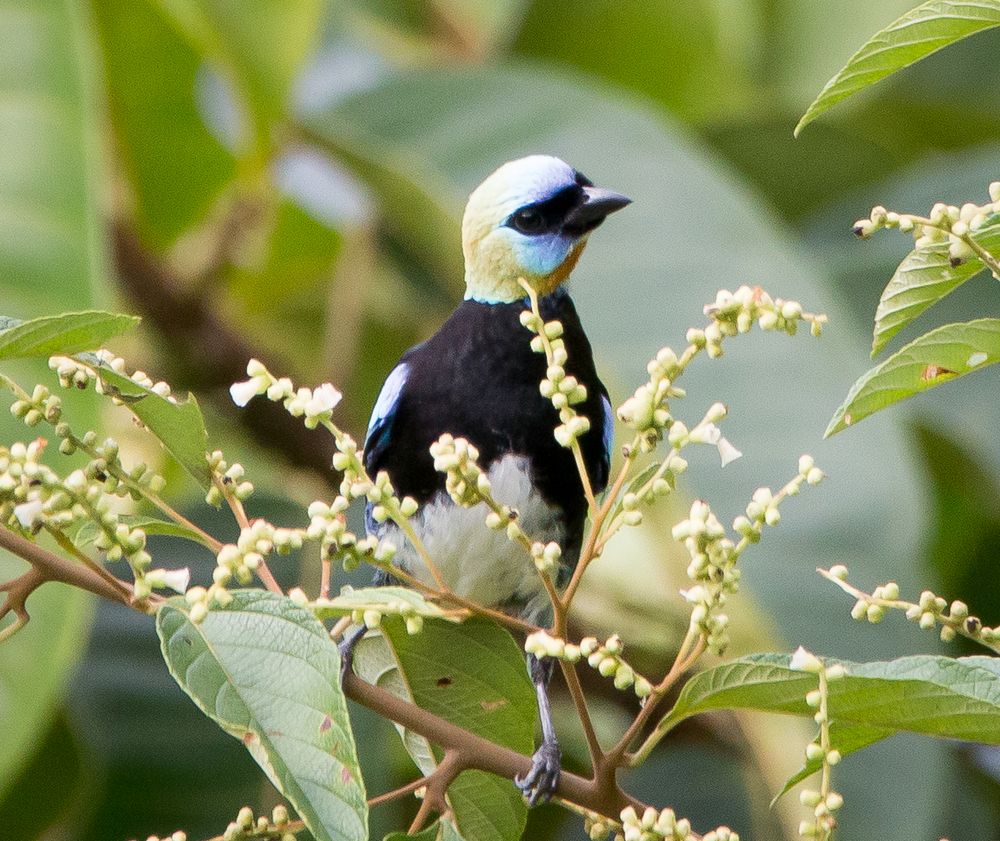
[660,653,1000,745]
[354,617,534,841]
[796,0,1000,135]
[74,514,210,549]
[827,318,1000,436]
[0,312,137,360]
[872,214,1000,356]
[157,591,367,841]
[75,352,212,489]
[310,585,458,622]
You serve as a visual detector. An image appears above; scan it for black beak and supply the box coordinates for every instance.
[562,186,632,235]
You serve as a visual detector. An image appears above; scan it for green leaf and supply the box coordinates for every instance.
[354,617,534,841]
[74,514,210,549]
[661,653,1000,745]
[157,590,367,841]
[796,0,1000,135]
[75,352,212,489]
[872,214,1000,356]
[0,312,137,360]
[772,722,892,805]
[827,318,1000,436]
[90,0,237,248]
[384,817,466,841]
[0,0,106,803]
[310,585,459,622]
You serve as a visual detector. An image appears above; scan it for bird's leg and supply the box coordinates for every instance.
[338,567,396,685]
[515,653,561,805]
[338,623,368,685]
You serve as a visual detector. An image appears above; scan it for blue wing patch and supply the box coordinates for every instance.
[364,361,410,468]
[600,393,614,489]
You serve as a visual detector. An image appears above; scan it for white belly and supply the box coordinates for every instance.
[381,455,565,623]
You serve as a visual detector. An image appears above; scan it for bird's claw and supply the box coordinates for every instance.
[515,740,561,806]
[338,630,362,687]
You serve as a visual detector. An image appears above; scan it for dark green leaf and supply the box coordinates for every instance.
[76,352,212,489]
[796,0,1000,135]
[872,214,1000,356]
[354,617,534,841]
[661,653,1000,745]
[0,312,137,360]
[827,318,1000,436]
[383,817,466,841]
[157,591,367,841]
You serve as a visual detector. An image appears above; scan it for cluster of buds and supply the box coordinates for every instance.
[50,350,177,404]
[518,302,591,449]
[205,451,255,506]
[9,383,61,428]
[854,183,1000,270]
[230,359,343,430]
[733,457,823,544]
[218,805,294,841]
[294,586,429,634]
[823,566,1000,651]
[530,540,562,574]
[366,470,418,525]
[674,500,737,654]
[699,286,827,355]
[8,381,171,503]
[617,346,685,452]
[789,647,846,840]
[1,441,187,601]
[430,435,486,507]
[431,434,534,547]
[131,832,186,841]
[307,499,395,572]
[524,631,652,698]
[330,433,371,500]
[616,806,738,841]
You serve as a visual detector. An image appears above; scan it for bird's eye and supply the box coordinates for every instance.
[512,208,545,234]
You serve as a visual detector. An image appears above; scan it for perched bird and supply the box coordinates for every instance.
[346,155,630,804]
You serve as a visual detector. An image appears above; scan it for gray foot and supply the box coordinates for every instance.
[515,739,561,806]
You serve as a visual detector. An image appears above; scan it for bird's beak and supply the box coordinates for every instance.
[562,187,632,235]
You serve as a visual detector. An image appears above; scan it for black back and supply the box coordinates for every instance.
[365,291,610,538]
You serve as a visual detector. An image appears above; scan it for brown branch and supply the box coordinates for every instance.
[407,750,465,834]
[0,567,45,642]
[368,772,434,809]
[0,525,136,608]
[342,672,642,820]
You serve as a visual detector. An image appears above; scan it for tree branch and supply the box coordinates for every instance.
[0,524,137,608]
[342,672,642,820]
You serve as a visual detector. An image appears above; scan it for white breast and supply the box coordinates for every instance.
[381,455,564,624]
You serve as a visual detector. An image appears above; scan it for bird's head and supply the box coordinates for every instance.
[461,155,631,303]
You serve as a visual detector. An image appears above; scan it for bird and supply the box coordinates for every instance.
[344,154,630,805]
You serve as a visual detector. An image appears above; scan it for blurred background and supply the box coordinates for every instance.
[2,1,1000,839]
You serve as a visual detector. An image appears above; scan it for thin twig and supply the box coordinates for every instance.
[368,773,433,808]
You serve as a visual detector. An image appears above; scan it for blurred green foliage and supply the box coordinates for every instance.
[2,1,1000,839]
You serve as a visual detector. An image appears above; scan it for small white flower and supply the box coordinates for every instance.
[14,499,44,527]
[229,377,267,407]
[717,436,743,467]
[148,567,191,593]
[305,383,343,418]
[789,645,823,673]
